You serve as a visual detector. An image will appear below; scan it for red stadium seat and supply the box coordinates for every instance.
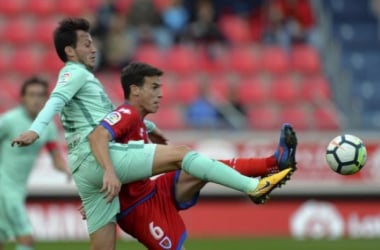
[0,47,10,73]
[247,105,279,130]
[300,75,332,104]
[166,46,197,75]
[0,76,20,101]
[0,0,25,16]
[0,76,21,114]
[2,18,33,45]
[270,76,300,105]
[175,76,199,104]
[133,45,165,70]
[291,45,321,75]
[279,105,312,130]
[228,46,260,74]
[160,78,177,105]
[115,0,134,12]
[105,73,125,104]
[10,47,42,76]
[28,0,56,16]
[260,46,290,75]
[313,105,341,130]
[219,15,252,44]
[56,0,86,16]
[237,76,269,105]
[34,18,58,46]
[148,106,185,129]
[208,74,230,102]
[41,49,64,74]
[153,0,170,11]
[88,0,102,10]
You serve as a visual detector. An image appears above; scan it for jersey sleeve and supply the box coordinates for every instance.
[29,96,65,136]
[50,66,89,103]
[45,122,59,142]
[100,106,138,141]
[0,115,9,140]
[144,119,156,133]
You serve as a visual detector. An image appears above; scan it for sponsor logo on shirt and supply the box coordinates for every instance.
[104,111,122,125]
[58,72,71,85]
[118,108,131,114]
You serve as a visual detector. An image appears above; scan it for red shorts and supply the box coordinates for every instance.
[117,171,199,250]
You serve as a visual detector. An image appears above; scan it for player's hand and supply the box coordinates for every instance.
[11,131,39,147]
[78,204,87,220]
[148,127,168,145]
[101,169,121,203]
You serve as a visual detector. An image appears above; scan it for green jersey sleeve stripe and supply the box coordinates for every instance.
[51,92,70,103]
[72,97,99,128]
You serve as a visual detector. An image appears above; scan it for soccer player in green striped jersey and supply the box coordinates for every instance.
[0,76,70,250]
[12,18,294,250]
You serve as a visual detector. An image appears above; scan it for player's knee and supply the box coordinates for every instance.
[174,145,192,158]
[16,235,34,247]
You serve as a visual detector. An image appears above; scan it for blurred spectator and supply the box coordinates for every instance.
[162,0,189,42]
[103,14,135,71]
[182,0,226,45]
[92,0,118,40]
[186,82,222,128]
[217,80,247,129]
[214,0,264,17]
[127,0,173,49]
[371,0,380,17]
[263,0,315,50]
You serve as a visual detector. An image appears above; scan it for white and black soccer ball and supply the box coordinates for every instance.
[325,134,367,175]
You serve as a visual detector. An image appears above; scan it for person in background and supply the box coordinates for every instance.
[0,76,70,250]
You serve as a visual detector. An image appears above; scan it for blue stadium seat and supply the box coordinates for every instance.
[333,22,379,50]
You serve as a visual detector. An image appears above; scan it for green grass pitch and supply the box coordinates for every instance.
[4,238,380,250]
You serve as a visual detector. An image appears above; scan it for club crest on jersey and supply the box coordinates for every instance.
[104,111,121,125]
[159,237,172,249]
[58,72,71,85]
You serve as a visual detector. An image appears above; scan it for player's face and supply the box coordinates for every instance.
[22,84,48,118]
[72,31,97,70]
[138,76,163,115]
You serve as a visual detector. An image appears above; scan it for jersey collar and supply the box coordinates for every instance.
[66,61,87,70]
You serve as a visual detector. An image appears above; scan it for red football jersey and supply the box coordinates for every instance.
[100,103,154,209]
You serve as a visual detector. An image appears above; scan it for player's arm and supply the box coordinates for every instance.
[12,68,87,147]
[88,125,121,203]
[88,108,134,202]
[144,120,168,145]
[148,126,168,145]
[45,141,71,179]
[11,96,65,146]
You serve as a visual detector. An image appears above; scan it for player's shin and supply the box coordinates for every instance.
[15,245,34,250]
[219,156,277,177]
[181,151,259,194]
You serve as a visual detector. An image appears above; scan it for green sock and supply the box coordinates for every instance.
[182,151,259,193]
[16,245,33,250]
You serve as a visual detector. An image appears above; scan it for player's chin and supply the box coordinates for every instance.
[87,58,96,69]
[150,107,159,113]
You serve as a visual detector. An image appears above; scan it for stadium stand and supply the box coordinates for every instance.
[0,0,347,131]
[321,0,380,129]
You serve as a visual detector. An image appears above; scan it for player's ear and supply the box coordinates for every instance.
[64,46,76,59]
[130,84,140,96]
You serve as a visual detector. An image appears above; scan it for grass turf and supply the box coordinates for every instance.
[4,237,380,250]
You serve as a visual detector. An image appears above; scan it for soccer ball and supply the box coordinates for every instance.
[325,134,367,175]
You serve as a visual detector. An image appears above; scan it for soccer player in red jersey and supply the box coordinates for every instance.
[85,62,297,249]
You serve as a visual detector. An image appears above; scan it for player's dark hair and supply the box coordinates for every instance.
[54,18,90,62]
[121,62,163,99]
[20,76,49,97]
